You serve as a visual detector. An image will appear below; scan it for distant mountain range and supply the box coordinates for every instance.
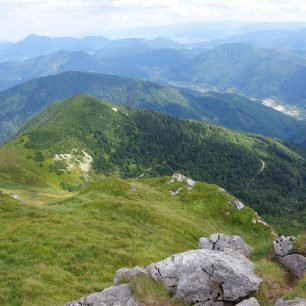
[107,21,306,41]
[0,34,182,62]
[210,28,306,51]
[170,43,306,106]
[1,42,306,111]
[1,71,304,145]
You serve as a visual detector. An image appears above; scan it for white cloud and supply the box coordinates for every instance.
[0,0,306,41]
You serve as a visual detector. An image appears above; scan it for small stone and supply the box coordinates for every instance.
[170,188,183,196]
[276,298,306,306]
[236,297,260,306]
[129,185,137,193]
[114,267,148,285]
[186,178,196,187]
[230,199,245,210]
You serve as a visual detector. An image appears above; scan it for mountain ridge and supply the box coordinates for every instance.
[1,71,304,145]
[2,94,306,233]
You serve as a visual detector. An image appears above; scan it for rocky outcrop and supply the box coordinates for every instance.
[147,249,261,305]
[230,199,245,210]
[278,254,306,278]
[273,236,296,257]
[199,233,253,256]
[66,284,140,306]
[169,174,195,187]
[276,298,306,306]
[66,234,261,306]
[236,297,260,306]
[114,267,148,286]
[273,236,306,278]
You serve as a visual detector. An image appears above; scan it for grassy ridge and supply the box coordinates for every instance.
[2,95,304,233]
[0,176,273,306]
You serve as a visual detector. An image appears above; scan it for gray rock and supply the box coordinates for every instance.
[65,284,140,306]
[276,298,306,306]
[192,302,233,306]
[236,297,260,306]
[273,236,296,257]
[230,199,245,210]
[129,185,137,193]
[146,248,261,305]
[199,233,253,256]
[114,267,148,285]
[279,254,306,278]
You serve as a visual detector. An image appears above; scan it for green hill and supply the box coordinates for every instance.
[0,71,304,145]
[1,95,306,233]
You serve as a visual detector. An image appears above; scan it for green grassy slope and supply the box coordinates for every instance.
[1,95,306,233]
[0,71,304,144]
[0,176,274,306]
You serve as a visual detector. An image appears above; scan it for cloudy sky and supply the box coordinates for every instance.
[1,0,306,41]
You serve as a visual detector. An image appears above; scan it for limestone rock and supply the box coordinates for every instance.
[168,173,196,190]
[273,236,296,257]
[198,233,253,256]
[169,173,186,183]
[278,254,306,278]
[66,284,140,306]
[170,188,183,196]
[236,297,260,306]
[114,267,148,285]
[230,199,245,210]
[276,298,306,306]
[146,248,261,305]
[129,185,137,193]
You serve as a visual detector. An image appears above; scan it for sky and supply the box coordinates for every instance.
[1,0,306,41]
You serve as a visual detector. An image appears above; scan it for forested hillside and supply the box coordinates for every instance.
[1,71,304,145]
[2,95,306,233]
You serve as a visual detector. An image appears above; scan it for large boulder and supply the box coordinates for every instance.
[278,254,306,278]
[273,236,296,257]
[146,248,261,305]
[236,297,260,306]
[65,284,140,306]
[273,236,306,278]
[276,298,306,306]
[114,267,148,285]
[199,233,253,256]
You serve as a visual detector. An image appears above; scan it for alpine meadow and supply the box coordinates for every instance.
[0,1,306,306]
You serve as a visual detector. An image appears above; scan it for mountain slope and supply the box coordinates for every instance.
[186,91,304,139]
[0,71,304,145]
[171,43,306,106]
[0,51,112,90]
[0,175,274,306]
[2,95,306,233]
